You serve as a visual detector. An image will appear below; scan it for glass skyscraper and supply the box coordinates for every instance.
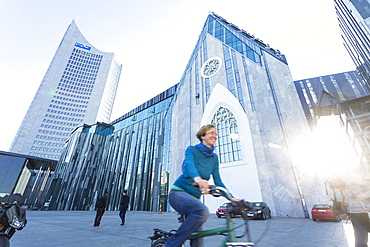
[9,20,122,161]
[334,0,370,86]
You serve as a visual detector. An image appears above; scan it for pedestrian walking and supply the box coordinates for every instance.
[345,173,370,247]
[119,190,130,225]
[94,191,108,227]
[329,170,370,247]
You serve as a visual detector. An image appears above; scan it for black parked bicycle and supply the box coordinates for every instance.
[0,201,27,247]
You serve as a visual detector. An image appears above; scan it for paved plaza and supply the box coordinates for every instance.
[9,210,357,247]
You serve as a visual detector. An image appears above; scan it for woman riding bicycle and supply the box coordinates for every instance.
[165,124,240,247]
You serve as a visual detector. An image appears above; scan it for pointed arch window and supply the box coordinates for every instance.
[211,107,242,163]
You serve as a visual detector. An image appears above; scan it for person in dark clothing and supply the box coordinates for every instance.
[94,191,108,227]
[119,190,130,225]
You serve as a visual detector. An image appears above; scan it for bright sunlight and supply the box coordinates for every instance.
[290,115,358,179]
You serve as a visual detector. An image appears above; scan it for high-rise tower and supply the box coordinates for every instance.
[334,0,370,86]
[9,20,122,160]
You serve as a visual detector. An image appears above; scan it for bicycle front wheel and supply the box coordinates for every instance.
[151,238,167,247]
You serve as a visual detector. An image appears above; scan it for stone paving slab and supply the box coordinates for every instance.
[9,210,353,247]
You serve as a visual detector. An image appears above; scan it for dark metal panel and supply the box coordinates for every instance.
[333,73,357,100]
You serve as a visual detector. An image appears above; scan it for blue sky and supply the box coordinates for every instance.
[0,0,355,151]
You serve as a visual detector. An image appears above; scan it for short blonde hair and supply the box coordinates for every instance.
[196,124,216,142]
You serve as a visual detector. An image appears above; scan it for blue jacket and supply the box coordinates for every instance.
[173,145,227,199]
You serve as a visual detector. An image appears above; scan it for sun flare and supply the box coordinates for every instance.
[290,116,358,179]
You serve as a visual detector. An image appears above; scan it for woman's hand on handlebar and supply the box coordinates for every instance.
[193,176,209,195]
[231,198,241,202]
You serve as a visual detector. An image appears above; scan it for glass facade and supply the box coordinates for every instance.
[0,151,56,209]
[206,13,287,66]
[49,85,176,211]
[294,70,370,127]
[340,99,370,168]
[208,16,262,66]
[0,155,26,198]
[334,0,370,86]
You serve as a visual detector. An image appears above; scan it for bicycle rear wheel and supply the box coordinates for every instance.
[151,238,167,247]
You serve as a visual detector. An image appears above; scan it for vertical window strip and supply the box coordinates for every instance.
[189,66,193,100]
[203,37,208,62]
[319,77,329,92]
[299,81,312,108]
[223,45,237,96]
[306,80,318,104]
[207,16,214,35]
[215,21,224,41]
[242,57,256,111]
[231,50,246,111]
[345,72,362,97]
[195,55,200,105]
[220,120,229,163]
[217,119,225,163]
[350,71,370,94]
[203,38,211,102]
[205,78,211,102]
[230,124,238,161]
[330,75,346,101]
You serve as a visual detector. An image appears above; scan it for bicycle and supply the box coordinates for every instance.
[148,185,255,247]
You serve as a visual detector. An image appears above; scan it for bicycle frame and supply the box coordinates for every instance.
[189,216,237,246]
[149,186,254,247]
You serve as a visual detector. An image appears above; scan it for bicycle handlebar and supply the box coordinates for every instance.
[192,183,252,211]
[192,183,233,200]
[209,186,233,200]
